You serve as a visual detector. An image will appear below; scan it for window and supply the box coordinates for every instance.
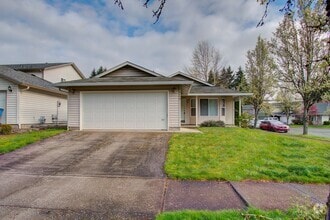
[200,99,218,116]
[221,99,226,116]
[190,99,196,116]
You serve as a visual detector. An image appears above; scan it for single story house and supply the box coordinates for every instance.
[0,63,84,128]
[56,61,251,131]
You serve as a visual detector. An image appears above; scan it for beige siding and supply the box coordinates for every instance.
[68,91,80,128]
[102,66,152,77]
[44,65,82,83]
[19,90,67,124]
[169,86,180,128]
[0,78,18,124]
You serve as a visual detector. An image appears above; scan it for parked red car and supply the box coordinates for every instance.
[259,120,290,133]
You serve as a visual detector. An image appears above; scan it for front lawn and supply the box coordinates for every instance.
[157,207,323,220]
[0,129,66,154]
[165,127,329,183]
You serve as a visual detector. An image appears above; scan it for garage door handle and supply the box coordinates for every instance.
[161,119,165,121]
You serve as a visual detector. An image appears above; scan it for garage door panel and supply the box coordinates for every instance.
[82,92,167,130]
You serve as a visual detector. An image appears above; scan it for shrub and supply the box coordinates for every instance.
[200,120,225,127]
[0,124,12,135]
[292,119,303,125]
[238,112,253,128]
[323,121,330,125]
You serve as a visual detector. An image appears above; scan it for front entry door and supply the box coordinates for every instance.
[181,98,186,123]
[0,91,6,124]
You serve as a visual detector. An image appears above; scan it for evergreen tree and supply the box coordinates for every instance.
[90,66,107,78]
[232,67,248,91]
[217,66,234,88]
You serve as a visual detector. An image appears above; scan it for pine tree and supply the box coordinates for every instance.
[232,67,248,91]
[90,66,107,78]
[217,66,234,88]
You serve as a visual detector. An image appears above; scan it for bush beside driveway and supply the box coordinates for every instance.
[165,127,330,183]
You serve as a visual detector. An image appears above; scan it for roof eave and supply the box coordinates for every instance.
[188,93,253,96]
[56,81,193,88]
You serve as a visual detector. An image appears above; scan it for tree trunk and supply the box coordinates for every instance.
[254,109,259,128]
[286,112,290,125]
[302,105,308,135]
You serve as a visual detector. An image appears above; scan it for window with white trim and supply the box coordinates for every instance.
[190,99,196,116]
[200,99,218,116]
[221,98,226,116]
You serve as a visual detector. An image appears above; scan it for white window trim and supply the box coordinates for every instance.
[221,98,226,116]
[199,98,218,116]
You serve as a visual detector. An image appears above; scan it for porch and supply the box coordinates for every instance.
[180,96,241,127]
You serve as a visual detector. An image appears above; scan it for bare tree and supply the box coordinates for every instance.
[270,0,330,135]
[257,0,330,27]
[185,41,224,83]
[245,36,276,128]
[114,0,166,23]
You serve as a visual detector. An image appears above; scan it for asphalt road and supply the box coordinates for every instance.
[288,127,330,138]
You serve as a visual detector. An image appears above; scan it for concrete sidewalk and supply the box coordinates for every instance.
[0,173,328,219]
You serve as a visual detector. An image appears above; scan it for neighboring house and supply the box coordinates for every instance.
[300,102,330,125]
[56,61,251,131]
[0,63,84,128]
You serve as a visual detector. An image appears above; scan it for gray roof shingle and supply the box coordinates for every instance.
[1,62,70,71]
[0,66,64,94]
[189,86,249,95]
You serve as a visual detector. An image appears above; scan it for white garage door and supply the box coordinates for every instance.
[81,92,168,130]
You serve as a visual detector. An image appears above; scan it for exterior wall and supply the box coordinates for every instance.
[44,65,82,83]
[67,86,181,130]
[169,86,180,129]
[102,66,152,77]
[19,89,67,125]
[0,78,18,124]
[68,91,80,129]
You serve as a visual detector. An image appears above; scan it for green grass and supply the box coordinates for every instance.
[165,127,330,183]
[0,129,66,154]
[156,208,305,220]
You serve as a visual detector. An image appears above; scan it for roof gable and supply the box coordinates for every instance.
[169,71,213,87]
[96,61,162,78]
[1,62,85,79]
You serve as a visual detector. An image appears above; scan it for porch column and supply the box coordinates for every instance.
[195,96,198,127]
[239,97,242,127]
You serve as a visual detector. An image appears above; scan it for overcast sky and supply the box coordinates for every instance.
[0,0,284,77]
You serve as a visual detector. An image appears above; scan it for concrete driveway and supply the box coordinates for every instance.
[0,132,171,219]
